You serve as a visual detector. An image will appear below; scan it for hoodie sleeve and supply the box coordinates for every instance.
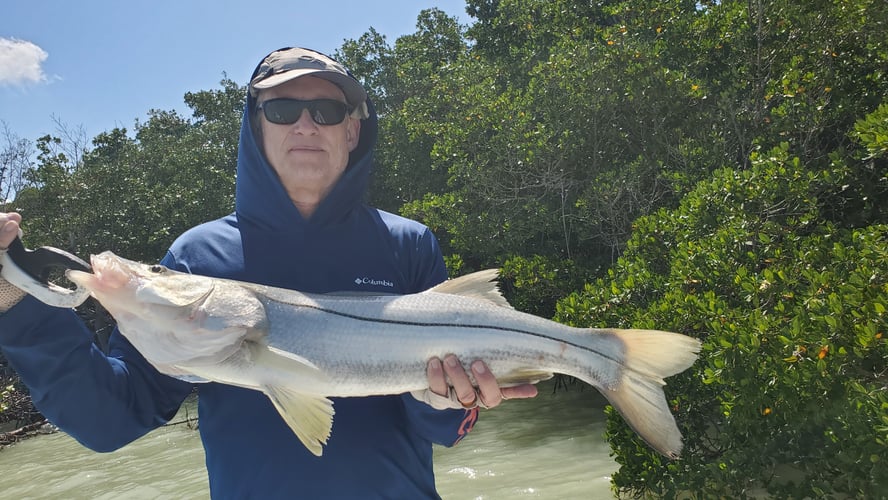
[0,296,193,452]
[397,227,481,446]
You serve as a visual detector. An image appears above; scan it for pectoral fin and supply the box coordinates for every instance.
[264,385,335,457]
[250,344,335,456]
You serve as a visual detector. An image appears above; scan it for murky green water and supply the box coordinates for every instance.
[0,381,616,499]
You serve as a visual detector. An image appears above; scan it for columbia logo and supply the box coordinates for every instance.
[354,277,394,288]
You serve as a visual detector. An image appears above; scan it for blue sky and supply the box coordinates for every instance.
[0,1,470,144]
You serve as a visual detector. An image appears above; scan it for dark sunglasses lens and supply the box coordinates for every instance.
[261,99,348,125]
[309,100,348,125]
[261,100,300,124]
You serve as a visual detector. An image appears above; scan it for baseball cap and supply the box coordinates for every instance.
[250,47,369,119]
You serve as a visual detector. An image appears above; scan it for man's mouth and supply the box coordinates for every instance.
[290,144,323,152]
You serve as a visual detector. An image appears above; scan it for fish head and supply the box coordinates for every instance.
[67,251,216,311]
[67,251,266,367]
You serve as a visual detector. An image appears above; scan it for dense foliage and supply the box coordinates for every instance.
[558,137,887,497]
[1,1,886,496]
[7,79,243,261]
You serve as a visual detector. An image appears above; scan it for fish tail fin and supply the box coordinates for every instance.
[265,385,335,457]
[596,329,701,459]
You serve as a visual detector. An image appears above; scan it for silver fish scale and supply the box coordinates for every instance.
[254,290,627,397]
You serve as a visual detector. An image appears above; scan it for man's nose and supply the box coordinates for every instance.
[289,109,319,132]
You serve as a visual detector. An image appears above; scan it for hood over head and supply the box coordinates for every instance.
[235,47,378,230]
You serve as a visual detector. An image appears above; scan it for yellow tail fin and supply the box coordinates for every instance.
[599,329,701,458]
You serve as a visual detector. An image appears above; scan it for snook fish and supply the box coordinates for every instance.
[66,252,701,458]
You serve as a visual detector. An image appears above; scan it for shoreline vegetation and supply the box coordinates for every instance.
[0,378,45,450]
[0,419,56,449]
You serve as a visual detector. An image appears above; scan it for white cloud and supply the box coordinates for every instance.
[0,37,48,86]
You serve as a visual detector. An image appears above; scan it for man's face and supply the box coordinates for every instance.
[257,76,361,213]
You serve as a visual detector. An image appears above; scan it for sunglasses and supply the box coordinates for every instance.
[257,98,350,126]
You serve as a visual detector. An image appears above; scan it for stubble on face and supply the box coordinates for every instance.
[258,76,361,218]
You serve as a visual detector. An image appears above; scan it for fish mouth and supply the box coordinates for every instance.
[66,252,134,293]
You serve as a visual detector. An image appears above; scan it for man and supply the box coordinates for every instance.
[0,47,535,498]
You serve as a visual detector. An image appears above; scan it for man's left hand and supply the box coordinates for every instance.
[424,355,538,409]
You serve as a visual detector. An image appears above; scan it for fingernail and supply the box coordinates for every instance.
[472,361,486,374]
[445,356,458,368]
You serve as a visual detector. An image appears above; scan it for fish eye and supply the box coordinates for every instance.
[149,265,167,274]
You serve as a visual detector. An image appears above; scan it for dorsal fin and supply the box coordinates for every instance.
[427,269,514,309]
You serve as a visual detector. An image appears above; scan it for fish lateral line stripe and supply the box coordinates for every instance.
[268,299,625,365]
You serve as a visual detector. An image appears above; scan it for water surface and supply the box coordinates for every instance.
[0,381,616,499]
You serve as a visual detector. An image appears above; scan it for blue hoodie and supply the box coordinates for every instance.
[0,58,477,499]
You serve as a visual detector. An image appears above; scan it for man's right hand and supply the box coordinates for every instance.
[0,212,27,311]
[0,212,22,249]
